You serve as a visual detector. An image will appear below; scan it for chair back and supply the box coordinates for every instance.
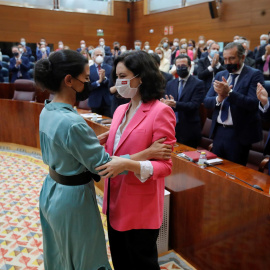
[29,56,36,62]
[1,67,9,82]
[1,62,9,69]
[78,98,91,110]
[264,80,270,94]
[13,79,36,101]
[199,118,213,150]
[29,62,35,69]
[2,55,10,62]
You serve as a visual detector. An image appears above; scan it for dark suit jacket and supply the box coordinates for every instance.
[9,56,30,83]
[36,48,50,60]
[255,44,269,72]
[203,65,264,145]
[88,63,112,109]
[201,51,223,59]
[161,71,173,84]
[197,57,225,95]
[244,57,256,68]
[165,75,205,141]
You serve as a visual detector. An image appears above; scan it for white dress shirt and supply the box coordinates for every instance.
[113,101,153,182]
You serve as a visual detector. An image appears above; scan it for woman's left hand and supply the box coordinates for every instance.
[97,131,110,145]
[95,156,126,179]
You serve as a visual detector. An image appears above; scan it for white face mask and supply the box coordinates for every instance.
[59,44,63,49]
[81,44,86,49]
[181,43,187,49]
[115,75,140,99]
[199,40,204,45]
[41,47,46,53]
[95,55,104,64]
[145,45,150,50]
[173,42,179,47]
[158,54,163,59]
[19,48,24,53]
[40,41,45,45]
[100,41,104,46]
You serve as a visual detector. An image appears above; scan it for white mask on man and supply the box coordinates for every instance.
[95,55,104,64]
[100,42,105,46]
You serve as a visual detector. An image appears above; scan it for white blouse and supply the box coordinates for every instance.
[113,101,153,182]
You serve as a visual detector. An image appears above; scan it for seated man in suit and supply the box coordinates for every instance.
[241,41,255,68]
[36,38,50,60]
[255,36,270,80]
[204,42,264,166]
[20,38,32,58]
[161,55,205,148]
[9,46,30,83]
[88,48,112,117]
[197,42,225,96]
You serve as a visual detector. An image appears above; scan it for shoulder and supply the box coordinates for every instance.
[190,75,204,85]
[103,63,112,70]
[167,78,178,87]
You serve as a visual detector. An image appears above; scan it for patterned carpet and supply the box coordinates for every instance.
[0,143,195,270]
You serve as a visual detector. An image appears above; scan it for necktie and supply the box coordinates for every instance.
[263,55,270,72]
[175,80,184,123]
[98,65,101,71]
[220,74,239,122]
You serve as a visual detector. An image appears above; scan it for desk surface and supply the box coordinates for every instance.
[1,99,270,270]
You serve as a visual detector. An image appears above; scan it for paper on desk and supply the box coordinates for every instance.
[80,113,102,118]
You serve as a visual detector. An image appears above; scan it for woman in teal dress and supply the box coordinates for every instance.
[34,50,113,270]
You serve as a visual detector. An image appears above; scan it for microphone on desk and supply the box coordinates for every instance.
[204,161,264,192]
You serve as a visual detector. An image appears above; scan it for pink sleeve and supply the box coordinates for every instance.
[188,50,193,60]
[175,50,180,58]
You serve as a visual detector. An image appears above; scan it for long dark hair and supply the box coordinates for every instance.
[112,51,165,103]
[34,50,88,92]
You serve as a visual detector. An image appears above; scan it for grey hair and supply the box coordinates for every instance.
[209,42,220,50]
[238,39,250,49]
[224,42,245,58]
[91,47,105,58]
[260,34,268,40]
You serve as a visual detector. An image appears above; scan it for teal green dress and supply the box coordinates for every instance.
[39,101,112,270]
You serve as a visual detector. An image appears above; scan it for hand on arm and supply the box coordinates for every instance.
[97,130,110,145]
[96,156,140,179]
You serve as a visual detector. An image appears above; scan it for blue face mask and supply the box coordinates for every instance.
[209,49,219,58]
[135,45,141,51]
[260,40,267,46]
[89,49,93,55]
[163,42,168,48]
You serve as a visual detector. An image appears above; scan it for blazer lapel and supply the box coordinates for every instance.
[171,79,179,100]
[114,101,154,155]
[179,76,192,100]
[233,65,248,93]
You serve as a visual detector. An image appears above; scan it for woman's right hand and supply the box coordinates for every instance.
[97,131,110,145]
[148,138,172,160]
[257,82,268,106]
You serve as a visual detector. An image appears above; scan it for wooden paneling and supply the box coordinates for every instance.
[0,1,133,50]
[133,0,270,50]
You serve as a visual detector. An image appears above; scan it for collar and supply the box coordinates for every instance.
[208,55,212,63]
[231,63,245,75]
[44,100,76,112]
[178,73,190,82]
[95,63,102,68]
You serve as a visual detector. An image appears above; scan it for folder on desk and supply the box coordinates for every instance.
[181,150,217,162]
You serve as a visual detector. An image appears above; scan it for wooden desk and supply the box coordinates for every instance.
[1,99,270,270]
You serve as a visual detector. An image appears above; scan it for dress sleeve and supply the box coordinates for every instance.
[66,122,111,174]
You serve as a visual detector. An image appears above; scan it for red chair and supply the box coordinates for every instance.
[78,98,91,110]
[13,79,36,101]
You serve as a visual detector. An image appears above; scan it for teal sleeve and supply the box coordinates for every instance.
[66,122,111,174]
[119,154,130,175]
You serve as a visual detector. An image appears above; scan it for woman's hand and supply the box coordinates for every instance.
[148,138,172,160]
[257,82,268,107]
[97,131,110,145]
[95,156,126,179]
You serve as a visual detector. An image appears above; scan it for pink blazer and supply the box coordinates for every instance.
[102,100,176,231]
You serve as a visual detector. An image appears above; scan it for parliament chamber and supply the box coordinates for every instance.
[1,83,270,270]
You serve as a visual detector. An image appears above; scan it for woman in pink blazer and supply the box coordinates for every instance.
[96,51,176,270]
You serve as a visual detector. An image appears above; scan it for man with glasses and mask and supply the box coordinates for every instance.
[204,42,264,166]
[9,45,30,82]
[88,47,112,117]
[161,55,205,148]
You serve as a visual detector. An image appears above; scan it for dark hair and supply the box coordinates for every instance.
[209,42,220,50]
[175,54,191,66]
[224,42,245,58]
[189,39,196,47]
[112,51,165,103]
[150,53,161,66]
[34,50,88,92]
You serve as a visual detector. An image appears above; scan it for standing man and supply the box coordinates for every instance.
[9,46,30,82]
[197,42,225,95]
[88,48,112,117]
[20,38,32,58]
[162,55,205,148]
[77,40,86,53]
[204,42,264,165]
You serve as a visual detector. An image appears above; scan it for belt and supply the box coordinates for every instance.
[217,123,234,128]
[49,167,100,186]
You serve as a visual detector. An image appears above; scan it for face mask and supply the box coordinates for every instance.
[19,48,24,53]
[89,49,93,55]
[100,42,104,46]
[209,49,219,58]
[234,39,239,43]
[21,41,26,46]
[59,44,63,49]
[163,42,168,48]
[135,45,141,50]
[225,63,240,73]
[188,44,193,47]
[181,44,187,49]
[260,40,267,46]
[13,52,19,57]
[121,49,126,53]
[81,44,86,49]
[199,40,204,45]
[177,66,189,78]
[173,42,179,47]
[40,41,45,45]
[158,54,163,59]
[145,45,150,50]
[115,75,140,99]
[72,78,93,101]
[95,55,104,64]
[41,47,46,53]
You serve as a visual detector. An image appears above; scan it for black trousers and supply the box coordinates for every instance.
[212,124,251,166]
[107,179,160,270]
[107,221,160,270]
